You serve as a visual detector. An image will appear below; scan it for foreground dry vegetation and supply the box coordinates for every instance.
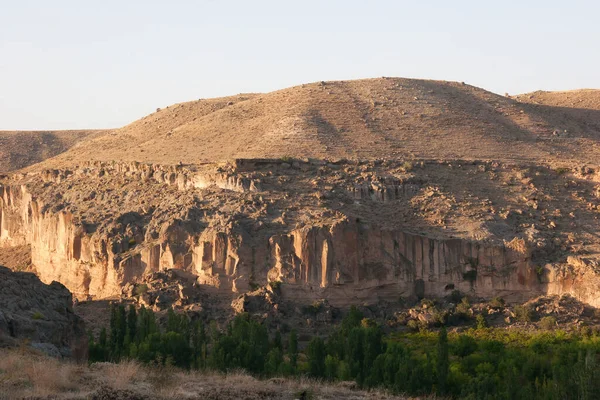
[0,348,413,400]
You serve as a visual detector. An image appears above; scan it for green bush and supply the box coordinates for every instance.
[476,314,488,330]
[456,297,472,317]
[407,319,420,332]
[421,298,435,309]
[514,305,535,323]
[455,334,478,357]
[489,296,505,309]
[134,284,149,296]
[539,316,557,330]
[449,290,463,304]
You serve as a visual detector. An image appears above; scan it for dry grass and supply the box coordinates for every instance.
[96,359,146,389]
[0,348,77,398]
[0,348,417,399]
[504,237,528,254]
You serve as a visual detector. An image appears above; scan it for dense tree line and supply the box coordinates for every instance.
[89,304,600,399]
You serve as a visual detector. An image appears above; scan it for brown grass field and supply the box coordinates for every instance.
[0,348,425,400]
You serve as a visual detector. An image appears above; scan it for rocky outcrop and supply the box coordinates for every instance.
[1,181,547,305]
[4,159,600,308]
[39,161,261,193]
[0,265,86,359]
[348,176,422,202]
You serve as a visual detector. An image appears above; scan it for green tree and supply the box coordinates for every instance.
[307,336,326,377]
[191,320,207,369]
[436,327,449,395]
[127,304,137,342]
[324,355,339,380]
[265,347,284,376]
[288,329,298,371]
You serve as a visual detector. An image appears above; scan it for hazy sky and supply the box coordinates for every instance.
[1,0,598,130]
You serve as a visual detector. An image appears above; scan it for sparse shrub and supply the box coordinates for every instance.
[555,167,570,175]
[128,238,137,247]
[456,297,471,315]
[401,161,413,172]
[476,314,488,330]
[32,311,45,320]
[539,316,557,330]
[147,363,178,392]
[514,305,535,323]
[361,318,376,328]
[305,300,324,315]
[134,284,148,296]
[578,324,593,338]
[407,319,420,332]
[430,307,448,326]
[280,156,293,163]
[449,289,462,304]
[421,298,435,309]
[489,296,505,309]
[504,237,528,254]
[269,280,282,292]
[101,360,144,389]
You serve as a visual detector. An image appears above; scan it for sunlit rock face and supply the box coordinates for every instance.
[2,159,599,307]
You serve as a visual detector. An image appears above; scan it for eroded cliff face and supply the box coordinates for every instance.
[2,159,600,306]
[0,182,535,303]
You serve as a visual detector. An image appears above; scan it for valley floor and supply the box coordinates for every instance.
[0,348,413,400]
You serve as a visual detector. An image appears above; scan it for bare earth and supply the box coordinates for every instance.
[0,130,106,174]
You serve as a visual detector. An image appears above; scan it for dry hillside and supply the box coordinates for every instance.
[515,89,600,111]
[32,78,600,170]
[0,130,106,173]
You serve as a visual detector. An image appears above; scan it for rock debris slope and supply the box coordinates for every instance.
[0,265,86,358]
[2,78,600,308]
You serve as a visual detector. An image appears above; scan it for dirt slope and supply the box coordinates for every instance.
[515,89,600,110]
[0,130,106,173]
[32,78,600,170]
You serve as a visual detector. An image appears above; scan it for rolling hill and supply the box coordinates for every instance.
[0,130,106,173]
[28,78,600,170]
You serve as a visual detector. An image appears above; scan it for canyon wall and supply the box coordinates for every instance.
[2,160,599,306]
[0,181,567,306]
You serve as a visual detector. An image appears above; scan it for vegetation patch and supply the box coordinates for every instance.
[87,304,600,399]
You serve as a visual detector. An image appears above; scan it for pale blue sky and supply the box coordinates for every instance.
[1,0,598,130]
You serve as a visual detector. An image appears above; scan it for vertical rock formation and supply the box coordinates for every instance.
[1,182,544,304]
[3,159,600,307]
